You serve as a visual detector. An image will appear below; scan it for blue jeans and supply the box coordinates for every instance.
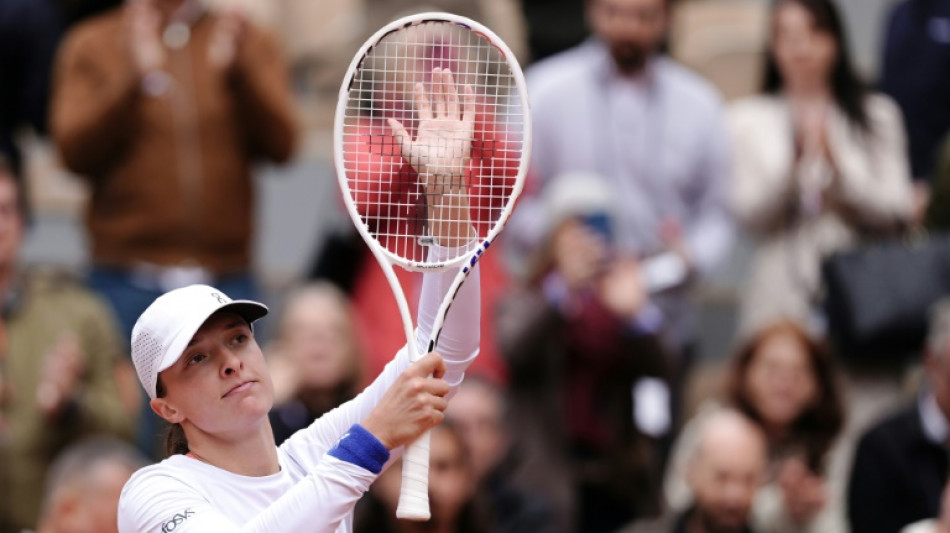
[87,266,259,458]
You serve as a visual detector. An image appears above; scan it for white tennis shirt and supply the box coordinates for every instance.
[118,244,481,532]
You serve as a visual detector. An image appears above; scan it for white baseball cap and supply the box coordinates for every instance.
[131,284,269,399]
[542,171,617,232]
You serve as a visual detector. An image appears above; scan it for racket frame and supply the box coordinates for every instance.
[333,11,530,521]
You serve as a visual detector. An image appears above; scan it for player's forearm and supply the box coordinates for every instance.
[282,349,411,457]
[236,450,377,532]
[415,243,481,386]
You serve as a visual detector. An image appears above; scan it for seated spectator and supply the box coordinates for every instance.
[34,437,147,533]
[728,320,846,532]
[848,298,950,533]
[666,320,846,532]
[0,156,133,531]
[625,408,767,533]
[353,421,491,533]
[729,0,913,336]
[498,172,671,533]
[445,376,557,533]
[678,409,767,533]
[266,282,363,445]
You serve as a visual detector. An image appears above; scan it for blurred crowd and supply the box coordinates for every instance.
[1,0,950,532]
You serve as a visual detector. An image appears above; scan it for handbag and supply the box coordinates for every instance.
[821,231,950,362]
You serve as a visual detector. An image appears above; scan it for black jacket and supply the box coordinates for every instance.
[847,402,948,533]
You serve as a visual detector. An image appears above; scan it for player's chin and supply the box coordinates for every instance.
[223,383,274,413]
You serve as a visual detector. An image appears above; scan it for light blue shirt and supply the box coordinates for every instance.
[521,39,733,345]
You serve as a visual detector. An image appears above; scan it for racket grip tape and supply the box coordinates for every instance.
[396,429,432,520]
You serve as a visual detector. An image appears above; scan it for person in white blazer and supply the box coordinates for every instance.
[729,0,914,341]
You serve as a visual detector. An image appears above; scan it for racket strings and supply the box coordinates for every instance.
[341,20,525,265]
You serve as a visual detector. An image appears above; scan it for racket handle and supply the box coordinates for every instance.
[396,428,432,520]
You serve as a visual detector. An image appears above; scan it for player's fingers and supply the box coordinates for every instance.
[430,394,449,412]
[387,118,415,164]
[424,375,451,398]
[443,69,459,120]
[426,408,446,428]
[412,351,446,378]
[432,68,446,118]
[414,82,432,122]
[425,351,448,380]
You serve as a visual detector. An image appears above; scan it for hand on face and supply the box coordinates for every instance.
[362,352,450,450]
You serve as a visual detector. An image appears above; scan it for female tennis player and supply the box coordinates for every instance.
[117,70,481,533]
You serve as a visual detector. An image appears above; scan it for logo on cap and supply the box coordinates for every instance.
[210,292,229,304]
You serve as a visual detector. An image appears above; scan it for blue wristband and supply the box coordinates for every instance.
[327,424,390,474]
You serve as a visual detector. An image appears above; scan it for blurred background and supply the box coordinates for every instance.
[3,0,950,532]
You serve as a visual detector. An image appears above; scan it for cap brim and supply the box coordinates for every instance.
[156,300,269,376]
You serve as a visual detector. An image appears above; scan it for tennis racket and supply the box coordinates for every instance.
[334,12,529,520]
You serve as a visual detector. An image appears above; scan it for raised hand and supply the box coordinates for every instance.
[387,68,476,193]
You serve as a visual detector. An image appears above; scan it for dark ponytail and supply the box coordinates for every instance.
[155,377,190,456]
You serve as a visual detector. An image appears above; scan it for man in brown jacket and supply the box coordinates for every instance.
[50,0,297,454]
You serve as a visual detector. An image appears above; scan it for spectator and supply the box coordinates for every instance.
[515,0,733,425]
[879,0,950,184]
[729,320,845,532]
[666,320,846,533]
[354,421,491,533]
[847,298,950,533]
[50,0,297,455]
[267,282,363,446]
[0,157,133,531]
[50,0,296,342]
[34,437,147,533]
[678,409,767,533]
[444,376,557,533]
[729,0,913,337]
[498,172,671,532]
